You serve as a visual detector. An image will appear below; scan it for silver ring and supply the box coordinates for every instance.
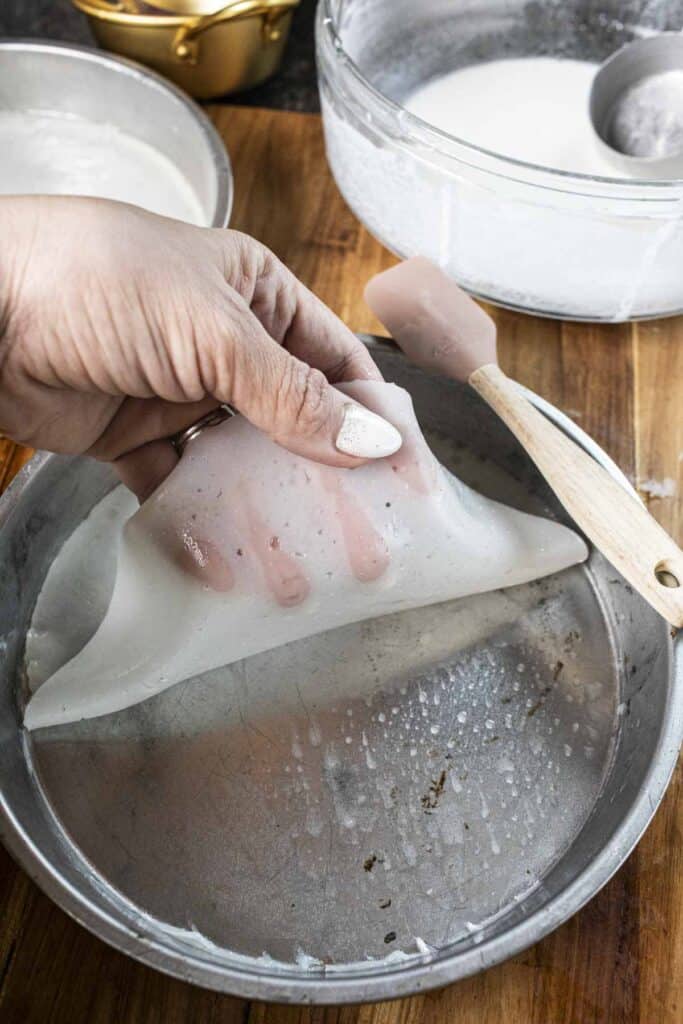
[170,404,236,455]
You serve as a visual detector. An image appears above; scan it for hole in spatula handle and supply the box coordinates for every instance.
[655,560,681,588]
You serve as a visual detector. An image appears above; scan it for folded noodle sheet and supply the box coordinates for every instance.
[24,382,587,729]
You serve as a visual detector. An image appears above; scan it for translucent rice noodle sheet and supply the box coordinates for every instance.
[24,381,587,730]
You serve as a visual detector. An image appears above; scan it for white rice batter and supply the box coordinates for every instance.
[0,111,206,223]
[405,57,620,177]
[320,53,683,318]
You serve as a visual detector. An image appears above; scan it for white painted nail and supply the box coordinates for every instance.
[335,403,403,459]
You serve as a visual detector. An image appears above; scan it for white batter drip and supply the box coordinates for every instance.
[405,57,621,177]
[0,111,206,223]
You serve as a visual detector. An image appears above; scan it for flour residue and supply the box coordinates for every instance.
[639,476,677,499]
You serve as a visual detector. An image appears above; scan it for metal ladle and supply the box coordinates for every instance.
[589,32,683,178]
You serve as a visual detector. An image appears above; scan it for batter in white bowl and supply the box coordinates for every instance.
[405,57,620,177]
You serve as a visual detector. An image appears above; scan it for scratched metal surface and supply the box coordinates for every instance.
[0,347,673,999]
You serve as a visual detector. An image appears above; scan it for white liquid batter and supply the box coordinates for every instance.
[405,57,620,176]
[324,52,683,318]
[0,111,206,224]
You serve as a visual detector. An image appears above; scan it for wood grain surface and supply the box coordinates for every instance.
[0,106,681,1024]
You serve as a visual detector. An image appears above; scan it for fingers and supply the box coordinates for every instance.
[109,330,400,503]
[96,397,219,503]
[204,293,402,468]
[279,276,383,383]
[97,231,400,497]
[117,441,237,593]
[217,233,384,384]
[115,439,178,503]
[88,395,221,463]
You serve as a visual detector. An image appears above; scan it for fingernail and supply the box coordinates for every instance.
[335,403,403,459]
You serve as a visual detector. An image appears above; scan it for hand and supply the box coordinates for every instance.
[0,196,401,501]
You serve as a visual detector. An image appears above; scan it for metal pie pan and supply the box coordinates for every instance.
[0,341,680,1004]
[0,39,232,228]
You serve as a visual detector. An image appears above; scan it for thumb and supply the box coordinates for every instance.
[209,300,402,468]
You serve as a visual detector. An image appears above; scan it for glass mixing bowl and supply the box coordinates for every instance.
[316,0,683,321]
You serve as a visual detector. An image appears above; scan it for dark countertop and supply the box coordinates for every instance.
[0,0,320,111]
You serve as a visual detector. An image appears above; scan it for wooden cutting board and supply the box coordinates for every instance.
[0,105,681,1024]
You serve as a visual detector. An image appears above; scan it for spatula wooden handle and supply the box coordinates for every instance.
[470,363,683,628]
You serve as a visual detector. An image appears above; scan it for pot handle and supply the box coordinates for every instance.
[173,0,299,64]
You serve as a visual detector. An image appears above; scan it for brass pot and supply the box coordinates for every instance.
[72,0,300,99]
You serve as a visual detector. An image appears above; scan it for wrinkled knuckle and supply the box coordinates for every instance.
[278,362,331,437]
[234,230,262,275]
[221,231,269,296]
[265,277,298,342]
[248,250,297,341]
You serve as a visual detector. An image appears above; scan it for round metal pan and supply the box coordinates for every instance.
[0,341,680,1003]
[0,40,233,228]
